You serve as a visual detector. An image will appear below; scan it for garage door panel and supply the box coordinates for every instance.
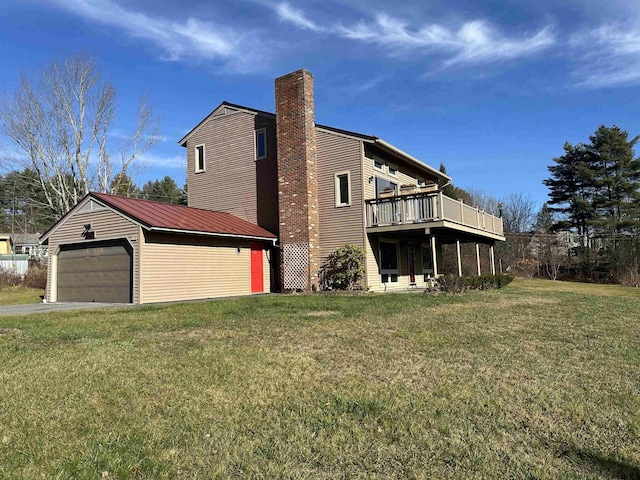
[57,242,132,303]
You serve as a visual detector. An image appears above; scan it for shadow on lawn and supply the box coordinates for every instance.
[562,444,640,479]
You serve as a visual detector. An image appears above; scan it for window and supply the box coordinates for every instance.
[255,129,267,160]
[375,177,397,197]
[335,171,351,207]
[416,176,426,187]
[379,241,398,272]
[388,164,398,177]
[195,144,205,173]
[380,240,399,284]
[373,159,384,171]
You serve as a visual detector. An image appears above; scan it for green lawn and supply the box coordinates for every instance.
[0,279,639,479]
[0,287,43,306]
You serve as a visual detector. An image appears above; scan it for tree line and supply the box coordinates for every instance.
[0,169,186,233]
[544,125,640,283]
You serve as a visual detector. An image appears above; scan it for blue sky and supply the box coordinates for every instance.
[2,0,640,209]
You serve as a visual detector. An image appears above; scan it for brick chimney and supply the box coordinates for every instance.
[275,69,320,291]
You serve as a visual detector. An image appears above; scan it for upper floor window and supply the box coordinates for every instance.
[416,176,426,187]
[373,159,384,171]
[375,177,397,197]
[195,144,205,173]
[335,171,351,207]
[388,164,398,177]
[255,128,267,160]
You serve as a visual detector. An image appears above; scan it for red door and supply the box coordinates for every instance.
[250,243,264,293]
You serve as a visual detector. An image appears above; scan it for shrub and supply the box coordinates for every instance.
[436,273,513,294]
[320,244,366,291]
[511,259,538,279]
[0,268,22,289]
[24,263,48,289]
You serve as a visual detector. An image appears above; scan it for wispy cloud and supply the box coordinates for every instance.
[44,0,265,71]
[571,23,640,88]
[273,3,555,68]
[139,153,186,170]
[275,3,323,32]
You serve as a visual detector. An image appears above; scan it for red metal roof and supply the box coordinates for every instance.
[91,192,276,240]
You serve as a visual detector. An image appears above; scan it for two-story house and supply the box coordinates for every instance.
[40,69,503,304]
[179,69,504,292]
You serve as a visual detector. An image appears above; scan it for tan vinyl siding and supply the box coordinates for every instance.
[140,232,270,304]
[363,146,441,200]
[316,131,365,260]
[186,111,279,235]
[365,235,432,292]
[46,203,140,303]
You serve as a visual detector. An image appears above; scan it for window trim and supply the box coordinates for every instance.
[373,158,384,172]
[194,144,206,173]
[254,128,267,161]
[388,163,398,177]
[416,176,426,187]
[334,170,351,207]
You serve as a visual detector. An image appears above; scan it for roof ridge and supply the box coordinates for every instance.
[90,192,237,217]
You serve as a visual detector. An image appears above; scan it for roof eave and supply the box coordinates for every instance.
[374,139,450,182]
[148,226,277,243]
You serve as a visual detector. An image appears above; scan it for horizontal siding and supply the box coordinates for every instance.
[316,131,365,260]
[363,145,441,200]
[140,232,271,303]
[46,201,140,303]
[365,235,440,292]
[186,111,279,235]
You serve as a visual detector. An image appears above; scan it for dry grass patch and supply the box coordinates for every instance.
[0,283,639,478]
[0,287,43,306]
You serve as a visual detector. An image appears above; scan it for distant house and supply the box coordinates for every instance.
[10,233,46,259]
[0,235,12,255]
[41,68,504,304]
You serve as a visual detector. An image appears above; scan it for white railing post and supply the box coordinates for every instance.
[438,192,444,220]
[460,199,464,224]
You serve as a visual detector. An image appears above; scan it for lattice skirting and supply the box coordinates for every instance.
[282,243,309,290]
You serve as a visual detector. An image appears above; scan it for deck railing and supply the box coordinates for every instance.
[365,192,504,236]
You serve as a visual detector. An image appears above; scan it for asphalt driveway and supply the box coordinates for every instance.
[0,302,133,316]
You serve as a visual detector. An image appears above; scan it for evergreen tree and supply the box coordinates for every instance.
[543,142,597,246]
[0,169,56,232]
[141,176,186,204]
[438,163,472,204]
[587,125,640,236]
[109,172,141,197]
[544,125,640,279]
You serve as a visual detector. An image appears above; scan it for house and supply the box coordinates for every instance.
[0,235,11,255]
[179,69,504,293]
[10,233,46,259]
[40,68,503,304]
[40,193,275,303]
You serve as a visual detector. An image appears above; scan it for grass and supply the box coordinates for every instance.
[0,278,639,478]
[0,287,44,306]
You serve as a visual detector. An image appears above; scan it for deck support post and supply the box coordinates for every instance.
[456,240,462,277]
[475,243,481,276]
[431,236,438,276]
[490,245,496,275]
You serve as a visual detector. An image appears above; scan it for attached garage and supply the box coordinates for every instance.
[41,192,276,304]
[57,240,133,303]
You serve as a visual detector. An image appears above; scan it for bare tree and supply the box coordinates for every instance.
[466,187,500,216]
[501,193,537,233]
[0,52,159,218]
